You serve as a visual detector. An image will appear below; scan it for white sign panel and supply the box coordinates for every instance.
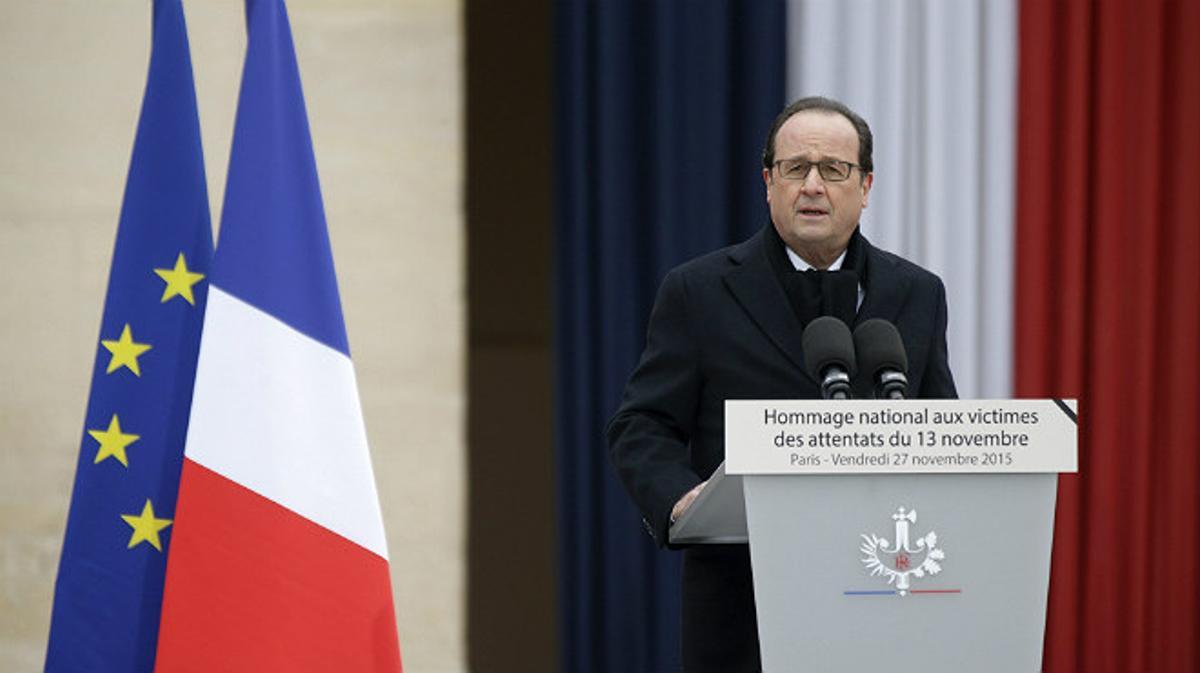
[725,399,1078,475]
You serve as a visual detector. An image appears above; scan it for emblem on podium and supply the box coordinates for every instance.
[858,506,947,597]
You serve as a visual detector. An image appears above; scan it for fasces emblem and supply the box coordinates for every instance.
[859,507,946,596]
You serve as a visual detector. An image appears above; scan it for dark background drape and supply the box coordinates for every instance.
[1016,1,1200,672]
[553,2,784,671]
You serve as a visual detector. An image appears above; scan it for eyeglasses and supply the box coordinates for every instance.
[773,157,862,183]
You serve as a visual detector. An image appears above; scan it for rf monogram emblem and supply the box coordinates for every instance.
[859,507,946,596]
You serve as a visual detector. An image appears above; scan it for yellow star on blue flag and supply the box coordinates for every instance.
[101,324,153,376]
[154,252,205,305]
[121,499,173,552]
[87,414,139,467]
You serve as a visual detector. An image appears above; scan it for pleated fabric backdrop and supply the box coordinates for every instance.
[554,2,784,671]
[786,0,1017,399]
[554,1,1200,671]
[1017,2,1200,671]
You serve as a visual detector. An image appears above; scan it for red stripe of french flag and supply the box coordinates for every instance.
[158,461,398,672]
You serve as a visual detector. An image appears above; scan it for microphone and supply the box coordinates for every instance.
[853,319,909,399]
[802,316,857,400]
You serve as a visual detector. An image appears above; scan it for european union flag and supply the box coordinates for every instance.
[45,1,212,671]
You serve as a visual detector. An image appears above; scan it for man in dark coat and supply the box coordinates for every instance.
[606,97,958,672]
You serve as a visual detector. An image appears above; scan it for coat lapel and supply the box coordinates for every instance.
[722,228,812,379]
[855,238,912,326]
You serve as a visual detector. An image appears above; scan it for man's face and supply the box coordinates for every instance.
[763,110,873,267]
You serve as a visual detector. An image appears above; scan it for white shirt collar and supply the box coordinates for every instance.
[785,245,848,272]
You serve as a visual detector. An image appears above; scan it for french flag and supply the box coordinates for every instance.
[155,1,402,671]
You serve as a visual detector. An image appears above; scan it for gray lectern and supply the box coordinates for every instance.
[670,399,1078,673]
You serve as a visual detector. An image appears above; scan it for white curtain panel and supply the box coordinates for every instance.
[785,0,1016,398]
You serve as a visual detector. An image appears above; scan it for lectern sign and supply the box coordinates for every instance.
[725,399,1078,475]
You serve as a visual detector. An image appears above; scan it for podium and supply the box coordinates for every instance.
[670,399,1078,673]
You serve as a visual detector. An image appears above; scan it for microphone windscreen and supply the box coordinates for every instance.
[802,316,856,380]
[853,319,908,377]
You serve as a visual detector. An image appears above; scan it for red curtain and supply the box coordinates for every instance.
[1017,1,1200,671]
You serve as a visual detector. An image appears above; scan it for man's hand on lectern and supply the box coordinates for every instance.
[671,481,707,524]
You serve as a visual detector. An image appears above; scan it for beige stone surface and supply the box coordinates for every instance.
[0,1,465,671]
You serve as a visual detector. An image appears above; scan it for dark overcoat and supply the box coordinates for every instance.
[607,225,958,672]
